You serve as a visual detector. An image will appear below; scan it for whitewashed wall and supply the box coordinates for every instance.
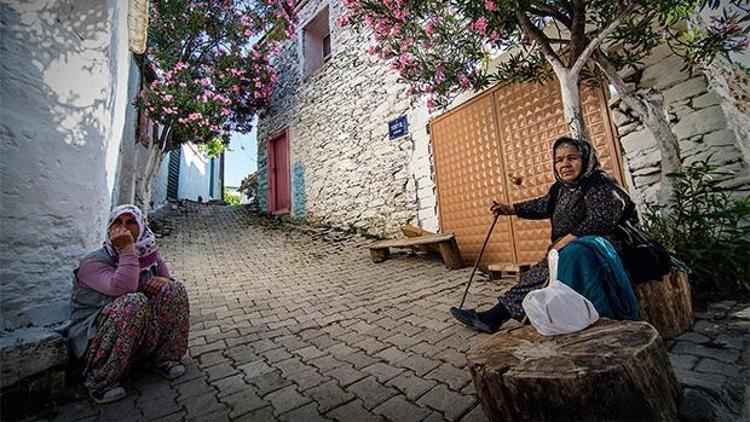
[177,144,221,202]
[258,0,439,237]
[611,45,750,206]
[151,153,171,211]
[112,54,144,207]
[0,0,131,330]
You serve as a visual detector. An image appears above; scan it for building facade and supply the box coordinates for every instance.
[257,0,438,237]
[152,144,224,208]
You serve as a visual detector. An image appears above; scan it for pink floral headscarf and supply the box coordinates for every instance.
[104,204,159,271]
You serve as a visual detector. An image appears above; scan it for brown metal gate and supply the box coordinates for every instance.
[431,81,623,267]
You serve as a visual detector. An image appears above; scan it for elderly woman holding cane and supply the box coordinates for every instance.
[450,137,639,333]
[67,205,189,404]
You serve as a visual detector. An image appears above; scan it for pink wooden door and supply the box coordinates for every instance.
[268,131,290,214]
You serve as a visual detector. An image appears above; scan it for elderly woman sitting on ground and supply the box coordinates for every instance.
[67,205,190,404]
[451,137,639,332]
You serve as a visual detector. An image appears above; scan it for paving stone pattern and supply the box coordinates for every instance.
[38,204,503,422]
[32,204,749,421]
[667,301,750,421]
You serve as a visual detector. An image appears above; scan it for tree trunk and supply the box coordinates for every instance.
[134,140,167,217]
[592,52,681,212]
[635,271,693,339]
[467,319,680,422]
[556,69,590,142]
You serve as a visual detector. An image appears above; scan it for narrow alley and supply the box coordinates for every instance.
[48,203,500,421]
[41,203,749,422]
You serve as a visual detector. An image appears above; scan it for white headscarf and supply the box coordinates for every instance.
[104,204,159,271]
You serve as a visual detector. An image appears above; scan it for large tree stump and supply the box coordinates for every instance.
[467,319,680,422]
[635,271,693,339]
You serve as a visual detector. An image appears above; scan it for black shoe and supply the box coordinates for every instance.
[449,307,495,333]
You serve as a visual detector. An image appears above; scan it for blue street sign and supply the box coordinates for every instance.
[388,115,409,140]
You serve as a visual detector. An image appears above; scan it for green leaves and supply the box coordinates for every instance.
[141,1,296,149]
[644,159,750,294]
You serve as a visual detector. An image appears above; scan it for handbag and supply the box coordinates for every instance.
[615,219,672,284]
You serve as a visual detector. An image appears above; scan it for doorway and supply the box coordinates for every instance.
[267,131,291,214]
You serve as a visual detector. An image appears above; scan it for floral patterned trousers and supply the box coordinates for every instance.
[83,280,189,391]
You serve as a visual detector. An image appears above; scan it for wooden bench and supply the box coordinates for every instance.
[467,319,680,421]
[368,233,463,269]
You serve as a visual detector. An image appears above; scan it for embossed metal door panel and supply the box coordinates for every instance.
[431,81,622,267]
[431,93,516,266]
[494,82,623,264]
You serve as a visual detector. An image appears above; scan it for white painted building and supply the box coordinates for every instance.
[151,144,224,208]
[0,0,151,399]
[1,0,136,331]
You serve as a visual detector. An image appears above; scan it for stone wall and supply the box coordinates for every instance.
[0,0,132,331]
[611,45,750,206]
[257,0,438,237]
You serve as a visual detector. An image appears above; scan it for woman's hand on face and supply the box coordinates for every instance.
[490,200,515,216]
[110,226,136,254]
[144,276,170,296]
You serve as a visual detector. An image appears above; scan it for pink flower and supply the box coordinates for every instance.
[336,15,350,27]
[424,20,435,35]
[472,17,489,36]
[435,64,445,83]
[484,0,497,11]
[427,97,436,112]
[459,74,471,89]
[220,108,231,116]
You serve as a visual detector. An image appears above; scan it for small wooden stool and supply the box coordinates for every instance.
[467,319,680,421]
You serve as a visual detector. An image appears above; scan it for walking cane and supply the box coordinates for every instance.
[458,213,500,309]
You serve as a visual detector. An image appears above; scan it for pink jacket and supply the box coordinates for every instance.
[77,251,171,296]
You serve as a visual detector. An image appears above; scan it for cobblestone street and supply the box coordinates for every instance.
[39,204,749,421]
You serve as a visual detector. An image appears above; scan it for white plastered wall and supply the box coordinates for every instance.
[0,0,131,330]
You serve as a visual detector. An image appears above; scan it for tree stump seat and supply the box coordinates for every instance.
[368,233,463,269]
[635,270,693,339]
[467,319,680,422]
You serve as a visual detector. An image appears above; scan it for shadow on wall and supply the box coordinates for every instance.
[0,1,120,330]
[292,162,305,219]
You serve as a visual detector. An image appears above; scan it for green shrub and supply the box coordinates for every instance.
[643,159,750,294]
[224,188,241,205]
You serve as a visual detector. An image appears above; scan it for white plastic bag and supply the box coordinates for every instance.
[522,249,600,336]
